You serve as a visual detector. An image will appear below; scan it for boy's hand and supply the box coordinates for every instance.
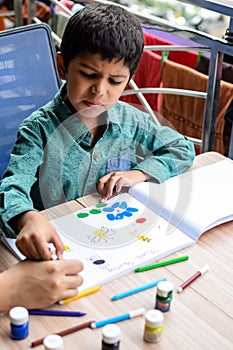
[97,170,150,202]
[15,211,64,260]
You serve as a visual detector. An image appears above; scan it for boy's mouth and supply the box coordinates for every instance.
[83,100,103,108]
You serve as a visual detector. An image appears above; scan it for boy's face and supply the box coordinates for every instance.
[57,52,130,120]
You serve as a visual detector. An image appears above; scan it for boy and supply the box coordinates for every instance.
[0,3,195,260]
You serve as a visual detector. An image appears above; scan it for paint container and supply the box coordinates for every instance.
[9,306,29,340]
[155,280,174,312]
[143,309,164,343]
[43,334,64,350]
[101,324,121,350]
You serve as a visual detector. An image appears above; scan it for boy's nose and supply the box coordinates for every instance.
[91,81,105,96]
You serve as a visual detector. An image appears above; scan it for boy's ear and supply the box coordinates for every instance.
[56,52,66,80]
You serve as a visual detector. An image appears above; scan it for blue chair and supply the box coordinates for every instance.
[0,23,61,179]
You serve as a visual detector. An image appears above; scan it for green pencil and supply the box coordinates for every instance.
[135,255,189,272]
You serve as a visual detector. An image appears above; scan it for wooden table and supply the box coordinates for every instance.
[0,151,233,349]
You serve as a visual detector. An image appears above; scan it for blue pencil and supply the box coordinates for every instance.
[90,308,145,329]
[28,309,86,317]
[111,277,167,300]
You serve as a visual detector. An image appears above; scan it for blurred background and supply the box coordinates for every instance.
[0,0,231,39]
[116,0,230,38]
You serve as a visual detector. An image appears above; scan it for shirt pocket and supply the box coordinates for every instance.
[107,151,131,173]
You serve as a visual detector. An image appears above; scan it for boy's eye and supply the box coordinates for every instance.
[109,78,122,86]
[80,71,96,79]
[80,70,123,86]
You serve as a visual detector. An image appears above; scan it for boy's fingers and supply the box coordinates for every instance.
[34,240,53,260]
[16,238,41,260]
[97,172,112,194]
[115,177,124,193]
[50,233,65,260]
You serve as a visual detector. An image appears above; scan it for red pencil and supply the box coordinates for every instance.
[177,265,209,293]
[31,320,95,347]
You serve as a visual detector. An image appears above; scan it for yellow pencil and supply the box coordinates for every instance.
[58,286,101,305]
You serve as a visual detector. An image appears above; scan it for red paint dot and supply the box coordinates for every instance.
[136,217,146,223]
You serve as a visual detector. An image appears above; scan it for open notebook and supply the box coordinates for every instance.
[2,158,233,291]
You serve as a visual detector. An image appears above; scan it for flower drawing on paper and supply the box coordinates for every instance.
[64,244,71,252]
[87,226,117,244]
[137,235,151,243]
[103,201,138,221]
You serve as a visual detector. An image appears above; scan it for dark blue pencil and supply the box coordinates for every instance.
[28,309,86,317]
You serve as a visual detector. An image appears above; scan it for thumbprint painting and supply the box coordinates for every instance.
[51,193,160,249]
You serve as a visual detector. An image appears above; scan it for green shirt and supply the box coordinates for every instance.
[0,84,195,236]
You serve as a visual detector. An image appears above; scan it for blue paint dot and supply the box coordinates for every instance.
[103,207,114,212]
[123,210,133,217]
[112,202,120,209]
[116,213,124,220]
[107,213,115,221]
[119,201,127,209]
[127,207,138,212]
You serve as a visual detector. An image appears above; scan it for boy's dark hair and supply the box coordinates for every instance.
[60,3,144,79]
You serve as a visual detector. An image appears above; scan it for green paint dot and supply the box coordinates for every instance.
[89,209,101,215]
[77,212,89,218]
[96,203,108,208]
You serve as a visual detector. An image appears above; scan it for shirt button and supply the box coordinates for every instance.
[85,188,92,195]
[93,154,98,161]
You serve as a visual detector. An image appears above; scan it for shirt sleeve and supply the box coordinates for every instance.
[0,120,43,237]
[131,112,195,183]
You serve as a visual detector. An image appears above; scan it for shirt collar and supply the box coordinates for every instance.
[54,83,121,135]
[53,83,89,141]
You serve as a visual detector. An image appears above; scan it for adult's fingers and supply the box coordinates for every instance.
[60,259,84,275]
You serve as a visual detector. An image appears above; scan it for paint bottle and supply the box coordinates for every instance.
[43,334,64,350]
[155,280,174,312]
[143,309,164,343]
[9,306,29,340]
[101,324,121,350]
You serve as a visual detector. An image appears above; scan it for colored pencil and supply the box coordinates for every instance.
[28,309,86,317]
[58,286,101,305]
[90,308,145,329]
[111,277,166,301]
[31,320,95,348]
[177,264,209,293]
[135,255,189,272]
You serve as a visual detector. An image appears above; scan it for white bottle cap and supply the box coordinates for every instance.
[9,306,29,325]
[102,324,121,344]
[145,309,164,327]
[157,281,174,297]
[43,334,64,350]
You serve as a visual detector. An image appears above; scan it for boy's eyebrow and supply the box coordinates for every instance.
[79,62,128,78]
[109,73,128,79]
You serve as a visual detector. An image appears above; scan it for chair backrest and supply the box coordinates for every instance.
[0,23,61,179]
